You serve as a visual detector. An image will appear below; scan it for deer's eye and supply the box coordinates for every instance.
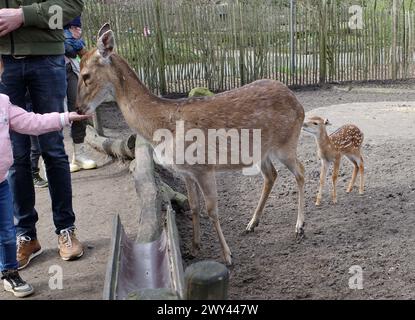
[82,73,91,84]
[313,122,318,126]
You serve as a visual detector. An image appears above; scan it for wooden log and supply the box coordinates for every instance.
[129,159,188,210]
[92,108,104,137]
[85,125,136,160]
[185,261,229,300]
[133,135,164,243]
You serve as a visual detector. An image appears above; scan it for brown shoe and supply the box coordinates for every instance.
[58,228,84,261]
[17,236,43,270]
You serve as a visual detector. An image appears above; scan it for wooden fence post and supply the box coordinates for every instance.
[155,0,167,95]
[392,0,400,80]
[290,0,297,83]
[319,0,327,84]
[185,261,229,300]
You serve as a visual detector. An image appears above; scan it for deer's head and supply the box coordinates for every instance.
[302,116,332,137]
[77,23,117,115]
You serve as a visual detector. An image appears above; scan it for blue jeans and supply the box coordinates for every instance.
[0,55,76,238]
[26,96,42,174]
[0,181,18,271]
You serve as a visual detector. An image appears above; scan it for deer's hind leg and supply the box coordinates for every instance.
[275,150,305,238]
[345,155,359,193]
[246,156,278,233]
[192,170,232,266]
[345,152,364,195]
[358,154,365,195]
[183,175,202,256]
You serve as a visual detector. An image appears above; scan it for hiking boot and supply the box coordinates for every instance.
[58,228,84,261]
[17,236,43,270]
[33,172,48,189]
[2,270,34,298]
[70,143,97,173]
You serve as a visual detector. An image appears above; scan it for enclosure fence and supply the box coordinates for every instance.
[83,0,415,95]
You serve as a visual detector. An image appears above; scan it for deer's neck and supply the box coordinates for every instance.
[111,56,177,142]
[316,129,336,158]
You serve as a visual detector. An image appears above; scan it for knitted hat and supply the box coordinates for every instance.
[65,16,82,28]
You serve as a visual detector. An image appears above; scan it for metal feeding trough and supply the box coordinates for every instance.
[102,136,229,300]
[103,207,184,300]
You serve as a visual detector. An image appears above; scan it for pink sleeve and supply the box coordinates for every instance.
[7,100,70,136]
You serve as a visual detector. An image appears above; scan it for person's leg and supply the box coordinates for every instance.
[30,136,48,188]
[67,64,86,143]
[30,136,41,175]
[66,63,96,172]
[26,56,76,235]
[0,181,18,272]
[0,181,34,298]
[0,57,39,239]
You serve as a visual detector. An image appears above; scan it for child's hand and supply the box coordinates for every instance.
[69,112,92,122]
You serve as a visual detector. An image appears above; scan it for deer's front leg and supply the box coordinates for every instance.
[194,171,232,266]
[184,176,201,256]
[332,156,341,204]
[316,159,329,206]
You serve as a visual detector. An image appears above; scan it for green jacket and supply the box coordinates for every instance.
[0,0,84,55]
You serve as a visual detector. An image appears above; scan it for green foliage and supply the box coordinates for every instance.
[189,87,215,97]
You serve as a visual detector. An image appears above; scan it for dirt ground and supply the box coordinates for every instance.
[1,82,415,300]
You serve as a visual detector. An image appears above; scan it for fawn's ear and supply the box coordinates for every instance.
[97,29,115,61]
[324,119,332,126]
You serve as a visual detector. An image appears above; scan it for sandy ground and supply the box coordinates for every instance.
[1,83,415,300]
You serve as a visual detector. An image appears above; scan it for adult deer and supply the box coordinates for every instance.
[77,24,306,265]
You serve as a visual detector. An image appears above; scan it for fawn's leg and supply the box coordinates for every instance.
[193,170,232,266]
[359,155,365,195]
[346,156,359,193]
[246,157,278,232]
[332,156,341,204]
[183,175,201,256]
[316,159,329,206]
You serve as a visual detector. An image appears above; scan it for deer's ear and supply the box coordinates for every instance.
[98,23,111,39]
[324,119,332,126]
[98,30,115,60]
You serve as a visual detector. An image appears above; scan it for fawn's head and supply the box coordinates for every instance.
[77,23,117,115]
[302,116,332,137]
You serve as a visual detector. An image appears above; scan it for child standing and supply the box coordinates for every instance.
[0,93,89,298]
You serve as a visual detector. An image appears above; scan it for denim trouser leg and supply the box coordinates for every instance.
[1,55,76,237]
[66,63,87,144]
[30,136,42,174]
[0,181,19,272]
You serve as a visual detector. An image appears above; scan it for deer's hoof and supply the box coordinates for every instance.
[295,223,306,242]
[224,253,233,266]
[191,244,200,257]
[245,220,259,233]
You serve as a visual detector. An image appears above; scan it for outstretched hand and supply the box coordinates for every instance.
[69,112,92,122]
[0,8,24,37]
